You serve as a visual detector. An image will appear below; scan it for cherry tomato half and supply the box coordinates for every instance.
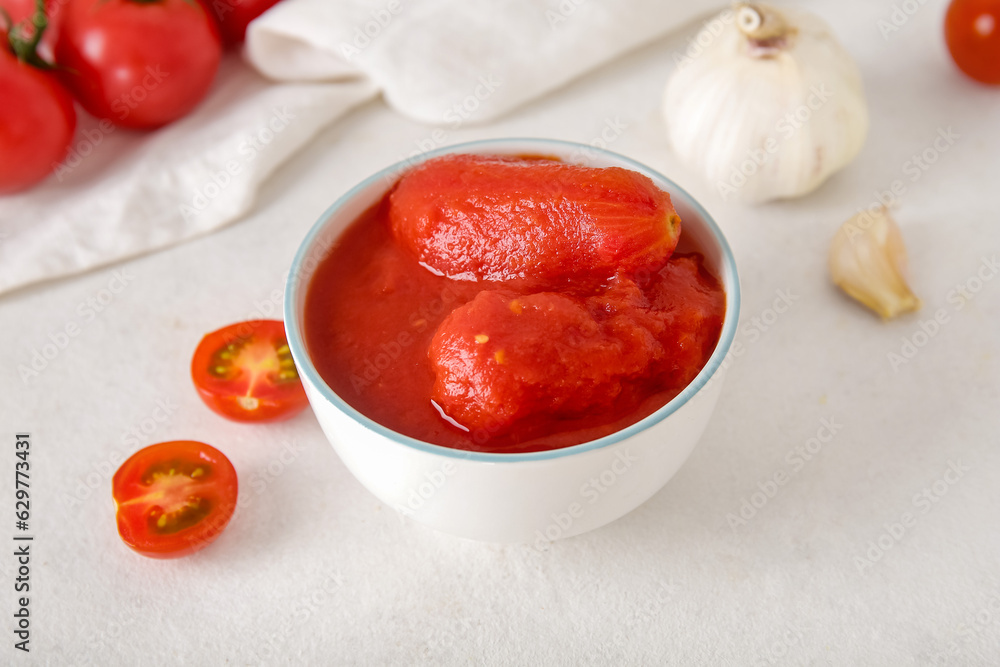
[945,0,1000,84]
[191,320,309,423]
[198,0,280,48]
[0,29,75,194]
[54,0,222,129]
[112,441,238,559]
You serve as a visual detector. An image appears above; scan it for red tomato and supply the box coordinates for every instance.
[199,0,280,47]
[112,441,238,559]
[0,29,75,194]
[191,320,309,423]
[945,0,1000,84]
[0,0,61,53]
[54,0,222,129]
[1,0,49,32]
[0,0,35,24]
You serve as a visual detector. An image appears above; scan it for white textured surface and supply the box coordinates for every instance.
[1,1,999,665]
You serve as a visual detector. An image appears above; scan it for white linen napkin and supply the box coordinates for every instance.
[0,0,716,296]
[245,0,714,124]
[0,57,376,295]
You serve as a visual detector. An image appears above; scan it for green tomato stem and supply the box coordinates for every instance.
[6,0,52,68]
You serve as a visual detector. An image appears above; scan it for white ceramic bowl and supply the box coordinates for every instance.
[284,139,740,544]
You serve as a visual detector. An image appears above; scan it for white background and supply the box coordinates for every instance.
[2,0,999,664]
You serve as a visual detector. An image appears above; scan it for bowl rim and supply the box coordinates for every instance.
[284,137,740,463]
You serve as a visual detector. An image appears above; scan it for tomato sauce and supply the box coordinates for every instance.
[304,186,726,454]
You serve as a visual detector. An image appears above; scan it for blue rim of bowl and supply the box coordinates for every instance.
[285,138,740,463]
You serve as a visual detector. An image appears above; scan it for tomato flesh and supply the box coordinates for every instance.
[389,154,682,291]
[428,255,724,435]
[946,0,1000,84]
[112,441,237,559]
[303,167,726,454]
[191,320,309,422]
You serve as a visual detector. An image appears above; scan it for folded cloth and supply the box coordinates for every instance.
[246,0,714,124]
[0,0,715,296]
[0,57,376,295]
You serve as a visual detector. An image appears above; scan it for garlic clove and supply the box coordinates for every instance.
[829,206,921,319]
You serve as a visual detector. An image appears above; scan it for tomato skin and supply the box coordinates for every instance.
[191,320,309,423]
[0,33,76,194]
[198,0,280,47]
[54,0,222,129]
[945,0,1000,84]
[112,441,238,559]
[0,0,62,53]
[0,0,36,24]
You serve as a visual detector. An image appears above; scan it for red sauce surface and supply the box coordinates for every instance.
[304,161,726,454]
[304,155,725,453]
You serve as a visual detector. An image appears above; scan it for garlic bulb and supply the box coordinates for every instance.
[663,4,869,204]
[829,206,920,319]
